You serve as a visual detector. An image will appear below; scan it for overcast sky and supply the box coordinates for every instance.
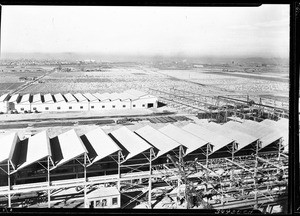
[1,5,289,58]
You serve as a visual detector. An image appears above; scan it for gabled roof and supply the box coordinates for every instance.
[216,122,258,151]
[93,93,111,101]
[83,127,120,165]
[64,93,77,102]
[32,93,42,103]
[53,93,65,103]
[0,132,19,164]
[8,94,20,103]
[0,93,9,102]
[19,94,31,104]
[110,126,152,161]
[135,125,182,158]
[74,93,88,102]
[109,93,120,101]
[83,93,99,102]
[182,123,233,154]
[44,93,54,103]
[51,129,87,169]
[17,131,51,171]
[159,124,208,155]
[124,89,148,98]
[118,92,134,101]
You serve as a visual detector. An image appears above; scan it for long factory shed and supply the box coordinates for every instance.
[1,89,158,113]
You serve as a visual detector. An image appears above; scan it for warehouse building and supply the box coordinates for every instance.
[0,89,158,114]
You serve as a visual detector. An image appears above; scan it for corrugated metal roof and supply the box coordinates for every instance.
[182,123,233,154]
[93,93,111,101]
[32,93,42,103]
[53,93,65,103]
[52,129,87,169]
[0,132,18,164]
[44,93,54,103]
[19,94,31,104]
[8,94,20,103]
[0,93,9,102]
[135,125,182,158]
[159,124,208,156]
[17,131,51,170]
[110,126,152,161]
[64,93,77,102]
[74,93,88,102]
[83,93,99,102]
[84,127,120,165]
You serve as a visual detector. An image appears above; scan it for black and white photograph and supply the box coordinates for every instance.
[0,4,291,213]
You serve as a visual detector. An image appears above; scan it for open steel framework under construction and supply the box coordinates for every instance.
[0,118,288,210]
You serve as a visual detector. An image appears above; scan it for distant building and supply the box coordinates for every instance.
[0,89,158,114]
[85,187,120,209]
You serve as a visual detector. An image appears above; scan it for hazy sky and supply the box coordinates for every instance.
[1,5,289,58]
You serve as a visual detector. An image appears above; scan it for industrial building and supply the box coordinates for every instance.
[0,118,288,210]
[0,89,157,113]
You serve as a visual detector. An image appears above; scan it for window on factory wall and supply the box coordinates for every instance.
[112,105,115,108]
[45,107,49,110]
[91,106,94,109]
[123,105,126,108]
[57,107,61,110]
[69,106,72,109]
[33,107,36,110]
[21,108,24,111]
[112,197,118,205]
[142,104,145,107]
[102,105,105,108]
[133,104,136,107]
[80,106,83,109]
[101,199,107,207]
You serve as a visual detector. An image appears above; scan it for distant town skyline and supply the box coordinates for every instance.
[1,5,289,58]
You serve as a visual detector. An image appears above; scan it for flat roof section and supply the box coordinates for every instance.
[44,94,54,103]
[83,93,99,102]
[0,93,9,102]
[159,124,208,156]
[64,93,77,103]
[0,132,19,164]
[109,126,152,161]
[83,127,121,166]
[74,93,88,102]
[16,131,51,171]
[53,93,65,103]
[50,129,87,169]
[135,125,183,158]
[182,123,234,154]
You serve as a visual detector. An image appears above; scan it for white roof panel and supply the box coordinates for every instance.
[44,93,54,103]
[93,93,111,101]
[17,131,51,170]
[8,94,20,103]
[53,93,65,103]
[83,93,98,102]
[52,129,87,168]
[87,187,120,199]
[182,123,233,154]
[0,93,9,102]
[20,94,30,103]
[32,93,42,103]
[159,124,208,155]
[74,93,88,102]
[124,89,147,98]
[135,125,182,158]
[110,126,152,161]
[118,92,133,101]
[84,127,121,165]
[64,93,77,102]
[0,132,19,163]
[109,93,120,101]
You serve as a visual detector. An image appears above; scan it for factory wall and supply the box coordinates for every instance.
[15,103,31,113]
[0,101,8,113]
[132,97,158,109]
